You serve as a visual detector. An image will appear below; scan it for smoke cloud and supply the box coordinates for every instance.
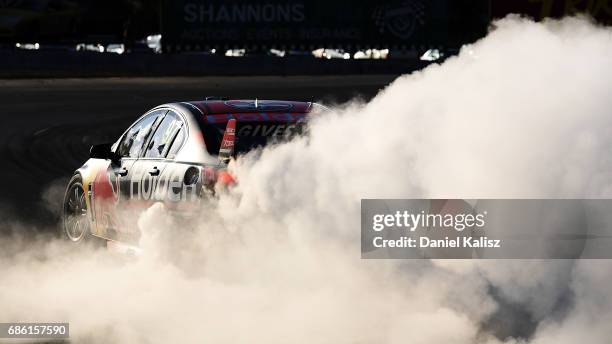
[2,15,612,343]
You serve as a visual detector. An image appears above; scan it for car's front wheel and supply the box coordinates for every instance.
[62,175,90,242]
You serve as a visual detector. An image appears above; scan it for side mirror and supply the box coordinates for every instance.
[90,143,119,161]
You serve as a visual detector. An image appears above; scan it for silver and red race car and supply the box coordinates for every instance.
[62,99,322,250]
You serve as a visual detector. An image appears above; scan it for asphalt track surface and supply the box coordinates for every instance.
[0,75,396,229]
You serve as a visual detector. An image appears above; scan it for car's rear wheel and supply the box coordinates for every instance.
[62,175,90,242]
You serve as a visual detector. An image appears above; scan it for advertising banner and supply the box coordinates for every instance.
[161,0,490,51]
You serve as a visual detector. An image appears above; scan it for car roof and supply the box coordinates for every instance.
[178,99,314,115]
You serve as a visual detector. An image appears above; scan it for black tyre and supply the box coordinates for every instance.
[61,174,90,242]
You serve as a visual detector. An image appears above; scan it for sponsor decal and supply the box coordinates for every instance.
[219,119,236,159]
[129,166,199,203]
[237,123,302,137]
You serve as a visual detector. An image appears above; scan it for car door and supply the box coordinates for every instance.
[128,110,185,215]
[91,109,166,241]
[158,113,201,210]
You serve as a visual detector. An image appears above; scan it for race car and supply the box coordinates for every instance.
[62,99,322,251]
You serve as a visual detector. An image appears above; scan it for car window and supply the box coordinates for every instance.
[144,111,183,158]
[166,126,186,159]
[116,110,165,158]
